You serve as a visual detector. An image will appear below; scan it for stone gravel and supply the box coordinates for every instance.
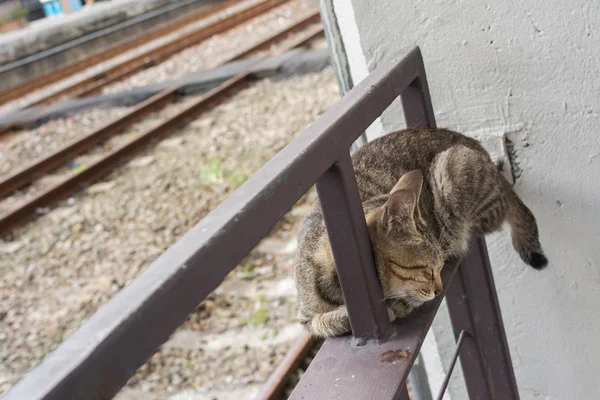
[0,107,131,178]
[0,67,339,397]
[0,0,316,115]
[104,0,317,94]
[0,0,317,182]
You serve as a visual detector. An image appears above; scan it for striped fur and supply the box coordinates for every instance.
[294,128,547,338]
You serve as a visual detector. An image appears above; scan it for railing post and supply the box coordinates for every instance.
[316,152,390,340]
[401,76,436,128]
[445,237,520,399]
[313,50,440,342]
[398,384,411,400]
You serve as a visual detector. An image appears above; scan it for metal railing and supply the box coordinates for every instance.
[3,47,519,400]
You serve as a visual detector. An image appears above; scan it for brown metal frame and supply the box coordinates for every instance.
[2,47,519,400]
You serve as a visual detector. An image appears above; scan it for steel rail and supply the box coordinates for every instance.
[0,0,243,106]
[23,0,289,108]
[255,331,314,400]
[0,11,320,200]
[0,0,288,136]
[0,23,324,236]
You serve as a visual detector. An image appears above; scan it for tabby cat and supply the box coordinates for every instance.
[294,128,547,338]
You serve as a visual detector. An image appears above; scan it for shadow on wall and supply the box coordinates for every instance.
[485,170,600,399]
[510,172,600,299]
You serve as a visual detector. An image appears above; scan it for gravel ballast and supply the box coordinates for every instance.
[0,0,316,115]
[0,67,339,397]
[0,0,317,182]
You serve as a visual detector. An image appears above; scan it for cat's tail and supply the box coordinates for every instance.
[503,179,548,269]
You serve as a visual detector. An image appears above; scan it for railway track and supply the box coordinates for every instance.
[0,11,323,236]
[0,0,281,110]
[1,2,327,396]
[0,58,339,398]
[0,0,232,107]
[0,0,278,138]
[256,331,316,400]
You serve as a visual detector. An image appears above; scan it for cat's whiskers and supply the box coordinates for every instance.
[390,296,405,310]
[437,214,459,249]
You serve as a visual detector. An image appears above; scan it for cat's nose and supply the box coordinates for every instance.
[434,289,442,296]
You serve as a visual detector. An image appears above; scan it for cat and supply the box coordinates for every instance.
[293,128,547,338]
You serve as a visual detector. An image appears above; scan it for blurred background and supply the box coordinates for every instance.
[1,0,100,33]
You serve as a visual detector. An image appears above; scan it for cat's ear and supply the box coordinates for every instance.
[390,169,423,200]
[381,170,423,238]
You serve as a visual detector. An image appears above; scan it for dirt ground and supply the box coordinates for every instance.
[0,67,339,397]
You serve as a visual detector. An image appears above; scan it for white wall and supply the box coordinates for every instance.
[323,0,600,398]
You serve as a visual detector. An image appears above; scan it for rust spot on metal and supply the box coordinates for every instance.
[379,349,411,364]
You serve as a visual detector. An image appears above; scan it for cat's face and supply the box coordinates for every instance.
[373,235,444,306]
[367,170,444,307]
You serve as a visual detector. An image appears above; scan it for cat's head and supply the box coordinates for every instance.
[367,169,444,307]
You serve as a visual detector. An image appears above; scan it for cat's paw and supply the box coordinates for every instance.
[387,307,397,322]
[389,301,413,319]
[308,308,351,338]
[526,251,548,270]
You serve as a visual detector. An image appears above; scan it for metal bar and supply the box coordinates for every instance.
[316,152,390,340]
[435,330,468,400]
[288,262,459,400]
[289,47,444,399]
[445,237,520,400]
[400,75,436,129]
[315,47,436,341]
[255,331,314,400]
[3,47,429,400]
[0,12,321,201]
[398,385,411,400]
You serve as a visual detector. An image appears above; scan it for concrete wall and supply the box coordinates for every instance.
[0,0,23,30]
[321,0,600,398]
[0,0,20,15]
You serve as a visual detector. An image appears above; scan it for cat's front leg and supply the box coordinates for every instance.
[387,307,396,322]
[388,299,413,320]
[308,306,351,338]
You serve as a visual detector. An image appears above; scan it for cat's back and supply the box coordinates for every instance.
[352,128,488,199]
[352,128,486,173]
[296,128,487,256]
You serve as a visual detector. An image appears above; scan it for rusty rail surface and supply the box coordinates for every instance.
[0,0,241,107]
[0,0,287,114]
[2,47,519,400]
[0,15,322,236]
[255,331,314,400]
